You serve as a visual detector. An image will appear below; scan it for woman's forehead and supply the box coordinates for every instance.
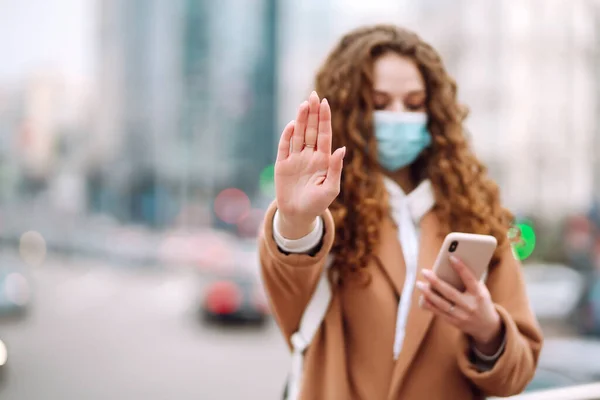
[372,53,424,93]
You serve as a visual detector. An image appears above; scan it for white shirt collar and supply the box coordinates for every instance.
[383,177,435,224]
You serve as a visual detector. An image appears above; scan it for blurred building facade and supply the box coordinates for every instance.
[0,71,90,212]
[1,0,599,232]
[277,0,415,130]
[92,0,278,228]
[412,0,599,219]
[91,0,182,226]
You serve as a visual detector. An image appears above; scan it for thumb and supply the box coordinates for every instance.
[324,146,345,193]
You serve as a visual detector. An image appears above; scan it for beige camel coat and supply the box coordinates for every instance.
[259,201,543,400]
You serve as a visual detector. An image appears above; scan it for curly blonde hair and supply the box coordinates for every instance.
[314,24,513,280]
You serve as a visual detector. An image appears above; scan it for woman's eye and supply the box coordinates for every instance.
[406,103,424,111]
[372,92,389,110]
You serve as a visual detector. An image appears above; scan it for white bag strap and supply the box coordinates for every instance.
[286,254,334,400]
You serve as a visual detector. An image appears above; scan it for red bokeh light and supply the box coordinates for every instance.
[237,208,266,238]
[205,281,242,315]
[214,188,251,224]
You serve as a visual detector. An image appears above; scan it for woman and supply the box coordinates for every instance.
[259,24,543,400]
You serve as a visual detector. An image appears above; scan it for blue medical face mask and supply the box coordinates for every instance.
[373,111,432,171]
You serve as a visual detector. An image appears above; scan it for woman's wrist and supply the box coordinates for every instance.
[277,211,318,240]
[472,314,504,356]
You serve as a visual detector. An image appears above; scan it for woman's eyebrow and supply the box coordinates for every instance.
[405,89,426,97]
[373,89,391,95]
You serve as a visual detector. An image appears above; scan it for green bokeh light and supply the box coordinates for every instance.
[509,221,536,261]
[259,164,275,197]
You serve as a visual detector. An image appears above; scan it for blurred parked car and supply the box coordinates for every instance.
[523,263,584,320]
[200,270,269,326]
[0,266,31,318]
[525,368,580,392]
[524,337,600,393]
[105,226,162,266]
[159,228,238,270]
[570,272,600,336]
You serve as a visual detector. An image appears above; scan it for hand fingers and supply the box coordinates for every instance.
[420,298,462,326]
[416,281,468,321]
[421,270,467,309]
[449,255,481,293]
[323,146,346,195]
[317,98,332,155]
[292,101,309,153]
[416,281,453,311]
[303,91,320,149]
[276,120,295,162]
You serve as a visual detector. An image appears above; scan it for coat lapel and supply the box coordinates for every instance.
[387,211,444,399]
[375,216,407,296]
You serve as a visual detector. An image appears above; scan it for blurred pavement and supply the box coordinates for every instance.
[0,253,288,400]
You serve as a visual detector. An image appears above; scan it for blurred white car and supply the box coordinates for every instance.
[158,229,238,271]
[523,263,584,320]
[0,266,31,318]
[494,338,600,398]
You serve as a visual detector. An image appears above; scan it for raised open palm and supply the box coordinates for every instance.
[275,91,346,226]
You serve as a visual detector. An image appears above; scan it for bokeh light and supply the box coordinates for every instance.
[259,164,275,198]
[158,231,236,270]
[213,188,251,224]
[0,339,6,366]
[19,231,47,267]
[5,273,31,306]
[509,221,536,261]
[200,240,236,271]
[237,208,267,238]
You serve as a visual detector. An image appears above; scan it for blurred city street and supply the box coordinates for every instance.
[2,0,600,397]
[0,252,289,400]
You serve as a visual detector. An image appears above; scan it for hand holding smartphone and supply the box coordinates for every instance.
[417,233,505,350]
[431,232,497,292]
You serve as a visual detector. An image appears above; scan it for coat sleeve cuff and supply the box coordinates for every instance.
[261,200,335,268]
[470,332,507,372]
[273,210,324,253]
[472,332,507,362]
[456,304,526,385]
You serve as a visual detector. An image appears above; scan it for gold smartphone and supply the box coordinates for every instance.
[431,232,497,292]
